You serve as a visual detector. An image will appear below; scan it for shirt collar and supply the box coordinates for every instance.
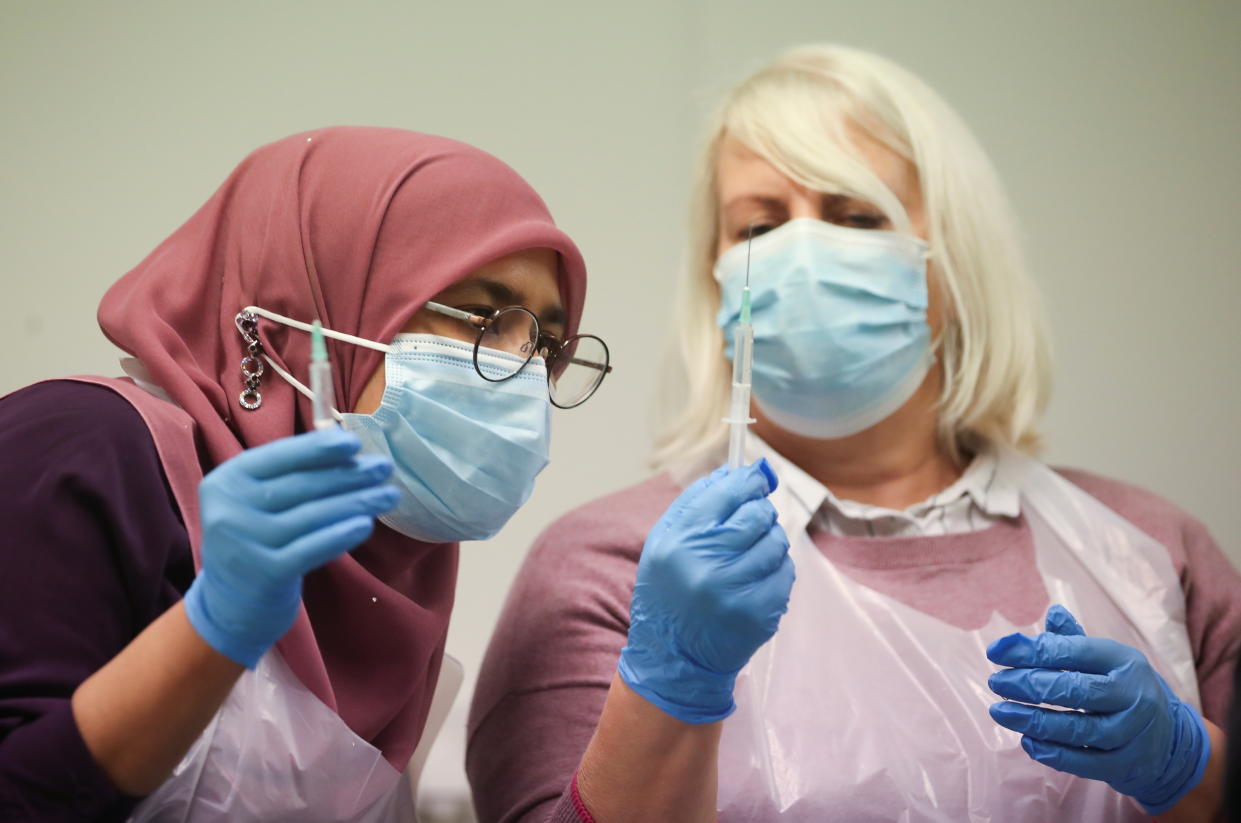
[742,435,1021,536]
[827,449,1022,524]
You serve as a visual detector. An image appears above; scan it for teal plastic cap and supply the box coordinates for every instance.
[311,319,327,361]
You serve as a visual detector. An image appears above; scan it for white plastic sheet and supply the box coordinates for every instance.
[129,650,416,823]
[717,451,1196,821]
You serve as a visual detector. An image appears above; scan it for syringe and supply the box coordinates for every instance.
[309,320,337,430]
[725,229,757,470]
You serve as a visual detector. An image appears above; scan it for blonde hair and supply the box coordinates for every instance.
[652,44,1052,470]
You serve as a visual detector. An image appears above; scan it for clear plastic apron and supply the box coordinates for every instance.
[717,449,1198,822]
[128,649,416,823]
[68,370,462,823]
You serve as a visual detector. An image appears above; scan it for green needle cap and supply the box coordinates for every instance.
[311,319,327,361]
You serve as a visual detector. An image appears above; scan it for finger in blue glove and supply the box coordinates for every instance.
[619,458,794,724]
[186,429,398,668]
[985,604,1211,815]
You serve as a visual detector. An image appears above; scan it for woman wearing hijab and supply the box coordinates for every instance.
[0,126,618,821]
[466,47,1239,822]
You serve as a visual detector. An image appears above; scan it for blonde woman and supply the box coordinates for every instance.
[466,46,1239,822]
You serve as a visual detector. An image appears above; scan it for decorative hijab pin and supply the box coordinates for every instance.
[235,310,265,410]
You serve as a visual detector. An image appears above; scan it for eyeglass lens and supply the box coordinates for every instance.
[548,334,609,408]
[475,306,539,380]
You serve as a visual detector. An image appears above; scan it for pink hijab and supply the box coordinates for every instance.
[97,127,587,768]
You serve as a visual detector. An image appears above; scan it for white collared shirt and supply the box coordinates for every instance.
[814,450,1021,537]
[742,436,1022,539]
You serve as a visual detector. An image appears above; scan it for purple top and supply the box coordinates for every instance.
[467,470,1241,823]
[0,381,194,822]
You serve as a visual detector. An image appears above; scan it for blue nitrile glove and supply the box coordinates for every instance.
[987,604,1211,815]
[618,459,795,724]
[184,429,398,668]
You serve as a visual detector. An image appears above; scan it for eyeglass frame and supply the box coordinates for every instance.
[423,300,612,409]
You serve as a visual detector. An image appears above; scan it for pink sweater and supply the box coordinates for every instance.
[466,469,1241,823]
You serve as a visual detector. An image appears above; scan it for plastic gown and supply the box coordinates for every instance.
[716,446,1197,821]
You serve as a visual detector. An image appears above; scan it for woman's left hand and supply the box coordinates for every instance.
[985,605,1211,816]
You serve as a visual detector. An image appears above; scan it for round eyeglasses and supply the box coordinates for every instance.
[424,301,612,409]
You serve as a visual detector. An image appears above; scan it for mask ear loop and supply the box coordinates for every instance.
[243,306,393,353]
[238,305,395,422]
[258,355,345,423]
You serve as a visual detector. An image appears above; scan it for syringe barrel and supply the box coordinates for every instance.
[732,324,753,386]
[726,323,755,470]
[310,361,335,430]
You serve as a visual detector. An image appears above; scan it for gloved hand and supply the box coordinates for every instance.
[987,604,1211,815]
[618,459,795,724]
[184,429,398,668]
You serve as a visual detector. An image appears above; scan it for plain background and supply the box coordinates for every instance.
[3,1,1238,817]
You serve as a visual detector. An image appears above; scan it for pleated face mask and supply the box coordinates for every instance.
[339,334,551,543]
[715,217,933,439]
[252,305,553,544]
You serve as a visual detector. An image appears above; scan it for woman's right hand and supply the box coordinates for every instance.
[618,459,794,723]
[184,429,397,667]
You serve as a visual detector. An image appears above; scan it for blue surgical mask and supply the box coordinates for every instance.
[249,304,552,544]
[340,335,550,543]
[715,218,933,439]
